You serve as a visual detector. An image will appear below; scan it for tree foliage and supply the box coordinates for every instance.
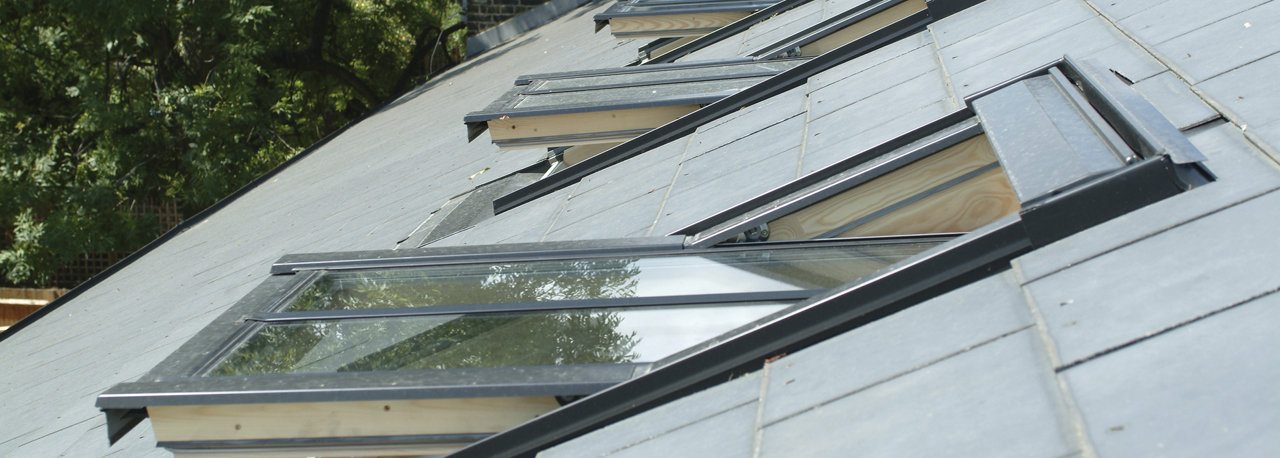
[0,0,465,285]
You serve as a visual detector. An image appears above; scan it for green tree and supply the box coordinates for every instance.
[0,0,466,286]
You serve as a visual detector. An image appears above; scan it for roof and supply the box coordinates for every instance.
[2,0,1279,456]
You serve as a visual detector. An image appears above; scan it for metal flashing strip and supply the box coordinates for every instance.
[159,433,492,450]
[248,290,825,323]
[1057,56,1207,165]
[271,236,687,274]
[98,363,648,408]
[493,10,933,214]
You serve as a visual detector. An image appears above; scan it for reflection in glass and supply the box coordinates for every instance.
[209,302,792,376]
[283,242,942,313]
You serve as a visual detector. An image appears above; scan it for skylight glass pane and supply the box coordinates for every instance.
[281,242,941,313]
[209,302,792,376]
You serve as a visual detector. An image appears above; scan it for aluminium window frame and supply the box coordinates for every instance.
[443,56,1214,458]
[95,234,951,445]
[593,0,779,36]
[492,0,994,214]
[492,5,936,214]
[676,55,1210,247]
[463,58,806,144]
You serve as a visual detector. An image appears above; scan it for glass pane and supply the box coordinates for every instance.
[209,302,791,376]
[282,242,942,313]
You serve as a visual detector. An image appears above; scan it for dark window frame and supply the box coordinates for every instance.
[444,55,1214,458]
[95,234,950,445]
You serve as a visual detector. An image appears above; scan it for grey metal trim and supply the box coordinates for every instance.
[611,27,723,38]
[271,236,686,274]
[520,67,800,95]
[813,162,1000,239]
[750,0,902,59]
[97,363,649,408]
[493,10,933,214]
[464,90,741,124]
[248,290,822,323]
[683,117,983,247]
[1046,67,1138,164]
[159,433,492,450]
[1058,56,1207,165]
[516,57,758,85]
[492,129,653,149]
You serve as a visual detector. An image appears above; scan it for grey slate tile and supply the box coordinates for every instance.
[808,45,940,121]
[1062,289,1280,458]
[758,329,1077,458]
[1025,187,1280,367]
[555,167,678,231]
[1151,1,1280,83]
[652,146,803,235]
[802,99,952,174]
[1082,38,1170,83]
[760,271,1033,424]
[741,9,824,55]
[538,371,764,458]
[542,187,670,241]
[698,85,807,133]
[1131,71,1219,130]
[1013,120,1280,283]
[808,30,933,92]
[938,0,1096,75]
[453,185,577,245]
[1085,0,1172,21]
[929,0,1057,49]
[672,116,806,194]
[1116,0,1269,45]
[685,106,805,161]
[575,137,690,196]
[1194,50,1280,130]
[603,402,757,458]
[948,17,1164,98]
[1249,121,1280,159]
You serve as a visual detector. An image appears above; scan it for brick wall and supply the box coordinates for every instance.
[466,0,554,35]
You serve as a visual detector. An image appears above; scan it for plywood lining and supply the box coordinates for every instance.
[610,12,751,38]
[836,167,1018,237]
[149,396,560,443]
[799,0,927,56]
[563,142,624,166]
[648,36,699,59]
[487,105,699,149]
[768,134,1012,241]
